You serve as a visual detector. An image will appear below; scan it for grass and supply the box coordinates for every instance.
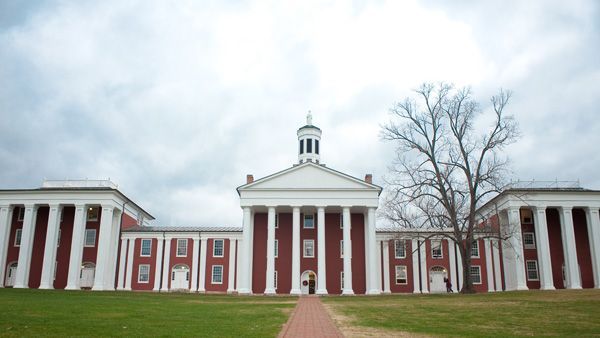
[0,289,296,337]
[322,289,600,337]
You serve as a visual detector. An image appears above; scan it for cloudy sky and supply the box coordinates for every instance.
[1,0,599,227]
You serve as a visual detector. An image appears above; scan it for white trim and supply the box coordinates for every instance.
[14,228,22,247]
[212,265,223,284]
[471,240,480,258]
[339,213,343,229]
[470,265,482,284]
[431,240,443,259]
[340,240,344,258]
[176,238,188,257]
[84,229,96,247]
[86,207,99,221]
[213,239,224,257]
[394,239,406,259]
[303,214,315,229]
[138,264,150,283]
[274,239,278,258]
[340,271,344,290]
[17,207,24,222]
[57,229,61,247]
[395,265,408,285]
[523,232,536,249]
[140,238,152,257]
[526,260,539,281]
[274,270,278,290]
[275,214,279,228]
[303,239,315,258]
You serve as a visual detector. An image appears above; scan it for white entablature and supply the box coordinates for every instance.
[237,161,381,208]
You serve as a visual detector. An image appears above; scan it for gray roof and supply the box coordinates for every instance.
[123,225,242,233]
[298,124,321,131]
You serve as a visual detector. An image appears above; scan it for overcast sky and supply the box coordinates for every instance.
[1,0,599,227]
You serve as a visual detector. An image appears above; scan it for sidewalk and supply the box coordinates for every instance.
[278,296,344,338]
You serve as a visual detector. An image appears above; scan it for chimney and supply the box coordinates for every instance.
[246,174,254,184]
[365,174,372,184]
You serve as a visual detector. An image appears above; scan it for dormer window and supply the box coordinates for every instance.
[299,140,304,154]
[307,138,313,153]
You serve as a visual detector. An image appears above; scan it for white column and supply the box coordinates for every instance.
[238,207,252,294]
[342,207,354,295]
[456,242,464,291]
[506,207,528,290]
[447,239,457,292]
[533,206,555,290]
[316,206,328,295]
[492,240,502,291]
[419,239,429,293]
[191,237,200,292]
[198,238,207,292]
[366,207,380,294]
[227,239,237,293]
[559,207,582,289]
[484,238,495,292]
[92,205,115,291]
[66,204,86,290]
[106,210,121,289]
[290,207,301,295]
[376,239,383,293]
[124,238,135,290]
[412,239,420,293]
[382,240,391,293]
[0,205,12,287]
[39,204,61,289]
[265,207,276,294]
[585,207,600,288]
[152,237,164,291]
[117,238,127,290]
[161,238,171,291]
[363,212,370,294]
[14,205,37,289]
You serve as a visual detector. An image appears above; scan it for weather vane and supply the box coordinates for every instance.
[307,110,312,125]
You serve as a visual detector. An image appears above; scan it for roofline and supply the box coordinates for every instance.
[297,125,321,131]
[122,226,242,233]
[236,161,383,196]
[0,187,155,220]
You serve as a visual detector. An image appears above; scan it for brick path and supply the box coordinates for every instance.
[279,296,344,338]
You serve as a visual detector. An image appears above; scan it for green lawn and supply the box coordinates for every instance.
[0,289,295,337]
[322,289,600,337]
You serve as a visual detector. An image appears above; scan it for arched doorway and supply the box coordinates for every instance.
[80,262,95,288]
[300,270,316,295]
[429,266,448,293]
[171,264,190,290]
[5,262,17,287]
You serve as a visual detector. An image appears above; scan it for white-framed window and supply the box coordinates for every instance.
[275,214,279,228]
[340,240,344,258]
[138,264,150,283]
[140,239,152,257]
[17,207,25,222]
[471,240,480,258]
[53,260,57,280]
[303,214,314,229]
[340,271,344,290]
[275,239,279,258]
[395,240,406,259]
[14,229,22,247]
[526,260,539,281]
[523,232,536,249]
[274,270,278,290]
[395,265,408,284]
[177,239,188,257]
[470,266,482,284]
[60,209,64,223]
[57,229,61,247]
[340,213,343,229]
[213,239,224,257]
[303,239,315,258]
[87,207,99,221]
[212,265,223,284]
[431,240,443,259]
[84,229,96,247]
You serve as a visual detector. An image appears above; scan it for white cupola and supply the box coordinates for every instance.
[297,111,322,164]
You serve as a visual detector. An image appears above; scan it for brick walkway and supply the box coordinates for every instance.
[279,296,344,338]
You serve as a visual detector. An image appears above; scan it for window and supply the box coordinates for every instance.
[395,240,406,259]
[526,260,539,281]
[213,239,224,257]
[17,207,25,221]
[87,207,99,221]
[84,229,96,247]
[274,239,279,258]
[304,214,314,229]
[274,214,278,228]
[523,232,536,249]
[471,240,480,258]
[340,240,344,258]
[274,271,278,290]
[521,209,533,224]
[307,138,313,153]
[431,240,443,259]
[340,271,344,290]
[470,266,482,284]
[140,239,152,256]
[299,139,304,154]
[138,264,150,283]
[303,239,315,258]
[60,209,64,223]
[177,239,188,257]
[315,139,319,154]
[57,229,61,247]
[54,261,57,280]
[339,213,343,229]
[212,265,223,284]
[395,265,408,284]
[14,229,22,247]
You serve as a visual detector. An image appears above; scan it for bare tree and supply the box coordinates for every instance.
[381,82,519,293]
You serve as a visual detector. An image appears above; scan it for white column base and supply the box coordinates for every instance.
[567,286,583,290]
[264,288,276,295]
[420,290,430,294]
[13,285,28,289]
[316,289,328,295]
[540,285,556,291]
[516,285,529,291]
[160,287,169,292]
[38,284,54,290]
[366,289,380,295]
[290,288,302,295]
[124,287,132,291]
[341,289,355,295]
[383,290,391,294]
[64,285,80,291]
[413,290,420,294]
[238,288,251,295]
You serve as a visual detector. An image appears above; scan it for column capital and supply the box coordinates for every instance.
[559,206,573,213]
[533,205,547,212]
[0,204,11,210]
[292,206,301,212]
[382,239,389,248]
[48,203,61,209]
[316,206,326,211]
